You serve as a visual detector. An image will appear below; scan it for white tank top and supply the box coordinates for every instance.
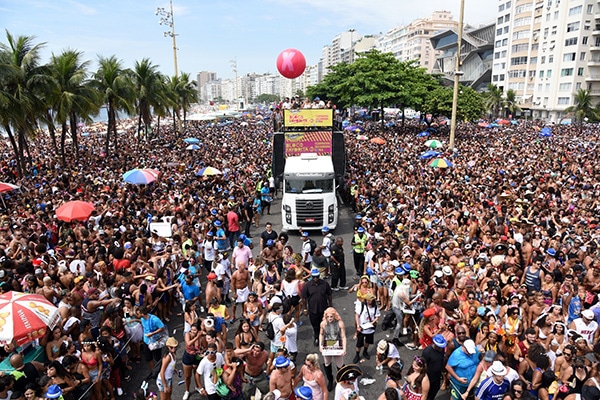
[282,280,298,297]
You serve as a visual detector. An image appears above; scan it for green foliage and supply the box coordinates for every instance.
[424,85,485,122]
[483,83,503,118]
[255,93,280,104]
[565,89,598,123]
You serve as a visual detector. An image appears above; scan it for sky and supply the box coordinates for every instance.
[2,0,497,80]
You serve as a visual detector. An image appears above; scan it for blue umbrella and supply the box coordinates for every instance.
[540,127,552,134]
[342,120,350,128]
[420,150,441,159]
[184,138,200,144]
[123,169,157,185]
[539,131,552,137]
[186,144,201,150]
[417,131,430,137]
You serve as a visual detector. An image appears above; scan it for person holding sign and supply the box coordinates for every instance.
[319,307,347,392]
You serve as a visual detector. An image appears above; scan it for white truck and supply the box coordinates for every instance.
[281,153,338,231]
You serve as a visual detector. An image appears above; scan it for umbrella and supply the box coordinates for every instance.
[186,144,201,150]
[183,138,200,144]
[345,125,358,131]
[497,119,510,125]
[478,122,488,128]
[143,168,161,178]
[356,135,368,141]
[429,158,453,168]
[354,127,365,133]
[370,137,386,145]
[420,150,441,160]
[417,131,430,138]
[55,201,95,222]
[196,167,223,176]
[123,168,157,185]
[240,122,249,127]
[425,139,443,149]
[0,292,60,346]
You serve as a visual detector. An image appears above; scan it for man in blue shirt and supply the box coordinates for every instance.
[475,361,510,400]
[214,221,229,252]
[446,339,480,400]
[180,273,201,304]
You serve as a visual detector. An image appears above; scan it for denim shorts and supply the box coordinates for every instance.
[156,377,172,392]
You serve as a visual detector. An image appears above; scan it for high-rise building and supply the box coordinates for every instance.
[494,0,598,122]
[377,11,458,72]
[196,71,218,102]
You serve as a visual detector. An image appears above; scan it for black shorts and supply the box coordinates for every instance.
[356,331,374,348]
[216,280,224,288]
[182,351,201,366]
[142,343,163,363]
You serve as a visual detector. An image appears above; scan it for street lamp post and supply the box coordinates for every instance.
[230,59,239,111]
[449,0,466,150]
[156,0,178,77]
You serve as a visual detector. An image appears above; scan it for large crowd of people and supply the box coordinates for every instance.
[0,107,598,400]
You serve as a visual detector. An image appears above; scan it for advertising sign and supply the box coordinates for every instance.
[283,109,333,127]
[284,131,332,156]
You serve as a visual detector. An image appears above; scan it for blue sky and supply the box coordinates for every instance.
[2,0,497,80]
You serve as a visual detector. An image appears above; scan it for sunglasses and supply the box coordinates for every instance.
[206,350,217,355]
[414,356,424,366]
[564,352,572,357]
[468,297,475,300]
[457,331,467,335]
[513,389,523,394]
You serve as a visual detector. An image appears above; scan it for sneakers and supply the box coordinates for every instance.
[116,388,123,396]
[314,338,319,347]
[362,349,370,360]
[405,343,418,350]
[331,287,340,292]
[353,354,360,364]
[402,327,408,336]
[340,286,349,290]
[183,392,189,400]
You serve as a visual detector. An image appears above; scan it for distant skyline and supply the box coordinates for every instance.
[2,0,497,79]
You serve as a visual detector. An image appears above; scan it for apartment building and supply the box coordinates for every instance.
[494,0,597,122]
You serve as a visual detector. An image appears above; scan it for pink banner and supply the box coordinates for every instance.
[284,131,332,157]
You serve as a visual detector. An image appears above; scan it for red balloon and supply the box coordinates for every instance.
[276,48,306,79]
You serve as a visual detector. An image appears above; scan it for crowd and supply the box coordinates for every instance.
[0,108,597,400]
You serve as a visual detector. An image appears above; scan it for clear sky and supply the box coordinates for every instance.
[2,0,497,80]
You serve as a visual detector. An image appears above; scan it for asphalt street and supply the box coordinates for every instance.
[123,198,452,400]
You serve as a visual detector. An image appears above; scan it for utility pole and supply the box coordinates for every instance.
[449,0,465,150]
[230,59,239,111]
[156,0,178,77]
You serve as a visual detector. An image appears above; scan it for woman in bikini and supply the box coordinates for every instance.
[80,338,103,400]
[234,319,258,351]
[403,355,430,400]
[243,292,263,336]
[46,326,66,362]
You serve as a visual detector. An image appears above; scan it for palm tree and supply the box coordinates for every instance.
[131,58,163,141]
[0,31,49,176]
[93,56,134,156]
[565,89,597,122]
[49,49,99,163]
[166,73,198,134]
[503,89,521,118]
[483,83,504,118]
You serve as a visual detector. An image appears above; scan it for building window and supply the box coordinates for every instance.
[495,40,502,47]
[493,75,498,82]
[565,37,578,46]
[502,38,508,46]
[581,52,586,61]
[578,67,584,76]
[587,4,593,13]
[569,5,583,16]
[561,68,574,76]
[547,70,552,78]
[515,16,532,27]
[549,55,554,63]
[499,4,505,11]
[498,16,504,24]
[583,36,588,45]
[530,57,537,64]
[497,28,503,36]
[511,56,528,65]
[567,22,580,32]
[506,1,511,8]
[563,53,576,61]
[557,97,570,105]
[499,74,505,80]
[559,83,572,91]
[540,71,544,78]
[504,26,509,33]
[576,82,582,90]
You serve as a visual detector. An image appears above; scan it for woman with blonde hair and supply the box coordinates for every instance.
[295,353,328,400]
[319,307,347,392]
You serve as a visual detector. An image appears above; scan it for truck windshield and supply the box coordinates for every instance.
[285,179,333,194]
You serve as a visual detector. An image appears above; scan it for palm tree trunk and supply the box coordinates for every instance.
[3,124,23,178]
[137,113,143,143]
[380,103,384,131]
[172,109,177,132]
[69,112,79,160]
[105,103,113,157]
[61,122,68,166]
[46,111,59,154]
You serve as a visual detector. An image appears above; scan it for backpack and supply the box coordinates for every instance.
[309,239,317,256]
[265,318,276,340]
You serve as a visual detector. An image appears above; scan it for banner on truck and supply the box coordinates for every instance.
[283,109,333,127]
[285,131,332,156]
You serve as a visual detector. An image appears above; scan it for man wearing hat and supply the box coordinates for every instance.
[300,231,313,270]
[302,268,332,347]
[320,226,334,277]
[569,309,599,345]
[214,220,229,252]
[474,361,509,400]
[423,334,448,400]
[294,386,313,400]
[446,339,479,400]
[335,364,362,400]
[269,356,293,400]
[200,231,217,273]
[351,226,367,278]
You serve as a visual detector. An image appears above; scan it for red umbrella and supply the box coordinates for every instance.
[0,182,19,193]
[0,292,60,346]
[55,200,95,222]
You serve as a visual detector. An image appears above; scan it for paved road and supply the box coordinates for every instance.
[123,198,451,400]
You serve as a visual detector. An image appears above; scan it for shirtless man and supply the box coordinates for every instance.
[231,262,250,320]
[521,233,533,267]
[260,240,278,267]
[241,342,269,399]
[583,264,600,294]
[527,292,545,328]
[554,345,576,383]
[269,356,294,399]
[204,272,220,306]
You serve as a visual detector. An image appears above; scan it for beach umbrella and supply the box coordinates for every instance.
[417,131,430,138]
[425,139,443,149]
[420,150,441,160]
[370,137,386,145]
[344,125,358,131]
[196,167,223,176]
[183,137,200,144]
[143,169,160,178]
[186,144,201,150]
[354,127,365,133]
[356,135,368,141]
[55,201,95,222]
[123,168,157,185]
[342,120,350,128]
[429,158,453,168]
[478,122,488,128]
[0,291,60,346]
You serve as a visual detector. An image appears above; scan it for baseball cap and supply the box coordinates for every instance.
[463,339,476,355]
[582,309,595,320]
